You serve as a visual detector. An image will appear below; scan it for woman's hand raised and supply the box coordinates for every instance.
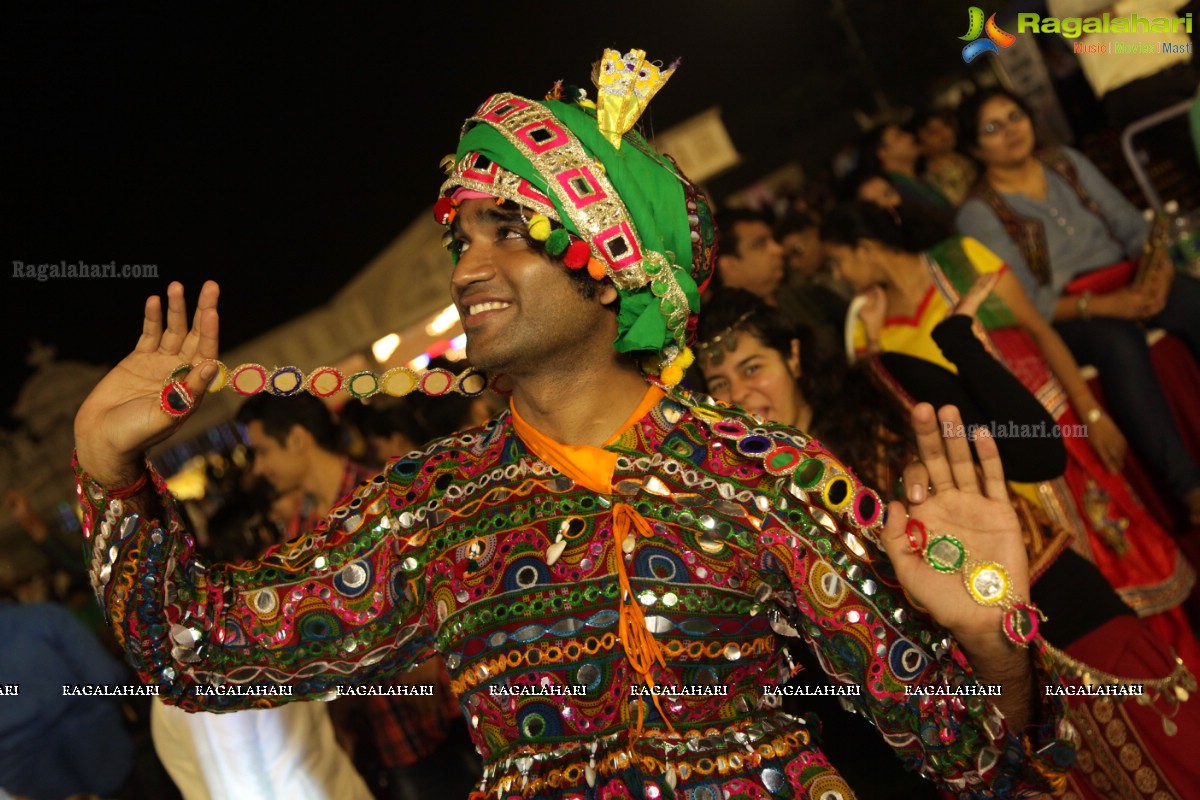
[949,271,1001,320]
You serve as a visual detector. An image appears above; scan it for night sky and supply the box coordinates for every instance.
[4,1,985,430]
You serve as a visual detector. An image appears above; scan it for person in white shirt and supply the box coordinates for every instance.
[152,698,374,800]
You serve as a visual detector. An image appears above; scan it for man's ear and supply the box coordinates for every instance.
[286,425,312,453]
[788,338,802,377]
[599,284,619,306]
[714,253,736,283]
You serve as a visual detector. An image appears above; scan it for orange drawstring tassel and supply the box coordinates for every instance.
[612,503,676,740]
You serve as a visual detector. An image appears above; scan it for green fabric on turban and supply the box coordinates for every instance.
[453,99,704,356]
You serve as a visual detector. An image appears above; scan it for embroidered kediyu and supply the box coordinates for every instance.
[76,386,1077,799]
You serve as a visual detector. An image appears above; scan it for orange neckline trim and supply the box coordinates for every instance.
[508,384,665,494]
[884,283,938,328]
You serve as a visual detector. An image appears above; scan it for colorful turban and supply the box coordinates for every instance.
[435,49,717,386]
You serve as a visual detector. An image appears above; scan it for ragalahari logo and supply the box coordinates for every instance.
[960,7,1017,62]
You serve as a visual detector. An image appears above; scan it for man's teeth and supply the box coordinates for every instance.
[469,302,511,315]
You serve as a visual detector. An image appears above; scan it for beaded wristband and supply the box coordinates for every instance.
[70,450,152,501]
[906,519,1045,648]
[190,361,501,400]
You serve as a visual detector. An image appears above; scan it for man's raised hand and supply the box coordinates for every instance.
[74,281,221,485]
[878,403,1029,644]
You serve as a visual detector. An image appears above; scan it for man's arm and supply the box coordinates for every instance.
[74,281,435,709]
[750,402,1075,792]
[75,450,437,710]
[956,631,1037,728]
[886,406,1057,731]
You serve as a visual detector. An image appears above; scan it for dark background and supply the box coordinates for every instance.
[5,1,1012,429]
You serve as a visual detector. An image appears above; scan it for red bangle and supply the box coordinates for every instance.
[106,471,150,500]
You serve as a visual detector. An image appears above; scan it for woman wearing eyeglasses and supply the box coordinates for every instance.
[955,86,1200,528]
